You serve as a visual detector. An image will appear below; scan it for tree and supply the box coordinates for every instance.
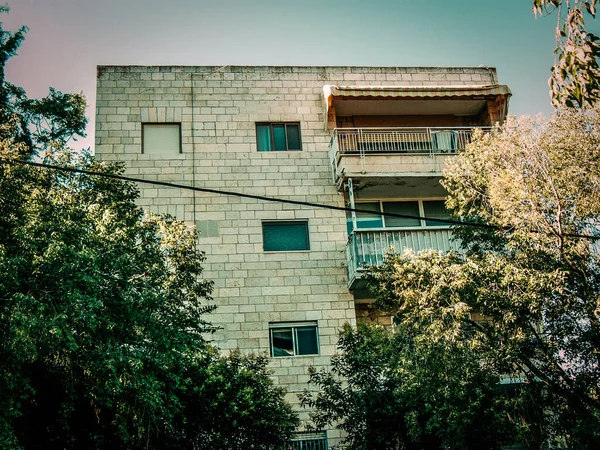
[303,110,600,449]
[0,11,297,449]
[160,349,299,450]
[532,0,600,108]
[301,322,526,450]
[1,143,218,448]
[367,111,600,448]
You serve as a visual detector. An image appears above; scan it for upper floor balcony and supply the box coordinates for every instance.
[329,126,489,188]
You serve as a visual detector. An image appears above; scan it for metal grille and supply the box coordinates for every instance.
[289,432,328,450]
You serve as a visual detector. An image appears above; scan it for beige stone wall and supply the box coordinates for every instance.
[95,65,499,439]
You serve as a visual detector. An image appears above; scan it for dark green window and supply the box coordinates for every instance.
[270,323,319,357]
[347,200,453,233]
[423,200,453,226]
[346,202,383,234]
[262,221,309,251]
[383,201,421,227]
[256,123,302,151]
[355,202,383,229]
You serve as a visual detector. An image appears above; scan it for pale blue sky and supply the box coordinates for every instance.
[5,0,582,152]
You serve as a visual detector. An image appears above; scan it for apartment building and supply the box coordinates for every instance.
[95,65,510,448]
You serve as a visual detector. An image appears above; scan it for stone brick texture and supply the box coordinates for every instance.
[95,65,499,429]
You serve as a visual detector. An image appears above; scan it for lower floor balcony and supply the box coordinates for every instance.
[346,228,461,291]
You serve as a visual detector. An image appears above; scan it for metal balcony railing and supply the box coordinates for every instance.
[346,228,461,288]
[290,432,329,450]
[329,127,490,181]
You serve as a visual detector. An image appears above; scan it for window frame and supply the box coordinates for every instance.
[256,122,302,152]
[141,122,182,155]
[348,198,453,232]
[269,322,320,358]
[262,220,310,252]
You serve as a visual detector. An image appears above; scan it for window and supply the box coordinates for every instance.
[262,221,309,252]
[142,123,181,155]
[423,200,453,226]
[256,123,301,151]
[354,202,383,229]
[289,431,328,450]
[381,201,421,227]
[347,200,452,233]
[270,322,319,357]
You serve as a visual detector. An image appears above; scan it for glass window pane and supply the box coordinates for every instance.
[423,200,453,226]
[383,202,421,227]
[355,202,383,229]
[272,328,294,357]
[286,124,301,150]
[263,222,309,251]
[273,124,287,151]
[296,327,318,355]
[256,124,272,152]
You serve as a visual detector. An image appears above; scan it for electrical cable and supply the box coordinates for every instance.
[1,157,599,241]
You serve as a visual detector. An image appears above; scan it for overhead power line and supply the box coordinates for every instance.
[0,157,486,228]
[1,157,599,241]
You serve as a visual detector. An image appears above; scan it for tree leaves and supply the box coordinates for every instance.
[302,322,521,450]
[365,110,600,447]
[0,11,297,449]
[533,0,600,108]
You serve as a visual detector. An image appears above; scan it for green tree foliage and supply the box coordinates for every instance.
[301,322,526,450]
[533,0,600,108]
[368,111,600,448]
[160,349,299,450]
[0,11,298,449]
[303,110,600,448]
[0,7,85,151]
[1,144,217,448]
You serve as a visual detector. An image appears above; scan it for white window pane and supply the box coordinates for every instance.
[143,124,180,155]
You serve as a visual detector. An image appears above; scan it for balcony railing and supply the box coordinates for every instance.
[346,228,461,289]
[329,127,489,182]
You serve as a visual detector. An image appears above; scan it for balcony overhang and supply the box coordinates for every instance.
[323,84,512,130]
[345,175,447,199]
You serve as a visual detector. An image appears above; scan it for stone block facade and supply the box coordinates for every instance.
[95,65,504,445]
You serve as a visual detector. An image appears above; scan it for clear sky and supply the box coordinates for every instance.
[5,0,584,152]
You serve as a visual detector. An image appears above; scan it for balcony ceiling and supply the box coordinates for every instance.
[351,175,446,198]
[333,98,488,116]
